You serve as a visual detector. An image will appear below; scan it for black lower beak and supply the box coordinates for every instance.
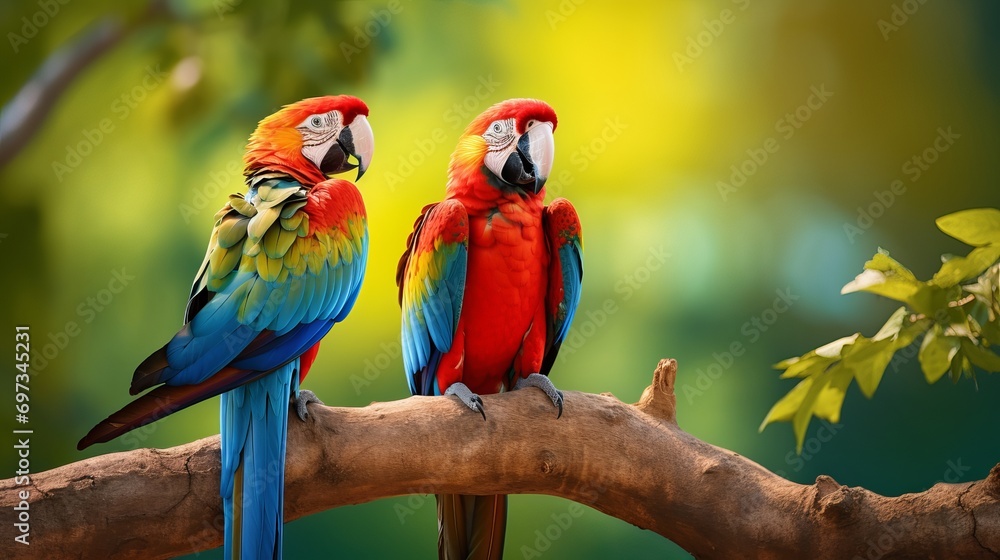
[500,133,540,192]
[320,127,366,180]
[320,142,350,176]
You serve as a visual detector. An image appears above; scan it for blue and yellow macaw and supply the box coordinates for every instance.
[78,95,374,560]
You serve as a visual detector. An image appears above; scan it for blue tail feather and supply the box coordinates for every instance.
[221,360,295,560]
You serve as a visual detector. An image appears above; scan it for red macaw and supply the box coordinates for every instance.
[396,98,584,559]
[78,95,374,560]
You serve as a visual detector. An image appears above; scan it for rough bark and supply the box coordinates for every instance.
[2,359,999,559]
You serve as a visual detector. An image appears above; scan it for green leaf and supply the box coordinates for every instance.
[842,314,928,398]
[775,335,860,380]
[981,319,1000,347]
[873,307,909,341]
[842,252,953,315]
[963,267,1000,311]
[759,377,813,432]
[897,317,931,348]
[774,355,803,369]
[812,367,854,424]
[931,245,1000,288]
[814,334,860,358]
[779,354,829,379]
[919,327,960,383]
[961,339,1000,372]
[841,268,918,299]
[866,250,919,281]
[842,336,897,398]
[792,369,833,453]
[764,209,1000,452]
[949,355,970,383]
[936,208,1000,247]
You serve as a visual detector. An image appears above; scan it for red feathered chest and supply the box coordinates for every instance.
[457,195,550,391]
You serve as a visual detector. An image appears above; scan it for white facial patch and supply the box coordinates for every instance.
[482,118,518,179]
[297,110,342,169]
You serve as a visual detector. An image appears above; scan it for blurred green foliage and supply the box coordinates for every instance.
[762,208,1000,453]
[2,1,1000,558]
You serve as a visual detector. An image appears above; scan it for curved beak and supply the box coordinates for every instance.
[498,121,554,194]
[520,121,554,193]
[337,114,375,181]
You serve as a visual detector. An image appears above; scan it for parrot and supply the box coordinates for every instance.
[396,98,584,560]
[77,95,374,560]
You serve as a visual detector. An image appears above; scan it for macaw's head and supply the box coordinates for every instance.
[449,98,557,197]
[244,95,374,186]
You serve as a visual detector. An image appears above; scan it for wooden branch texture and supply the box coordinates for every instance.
[2,359,999,559]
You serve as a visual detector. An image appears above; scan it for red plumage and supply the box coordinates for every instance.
[299,342,321,384]
[398,98,583,560]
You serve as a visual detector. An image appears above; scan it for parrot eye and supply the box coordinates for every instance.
[310,116,324,129]
[483,118,515,148]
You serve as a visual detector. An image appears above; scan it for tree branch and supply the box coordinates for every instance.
[0,0,183,168]
[2,359,999,559]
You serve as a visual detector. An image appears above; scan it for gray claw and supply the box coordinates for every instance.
[515,373,564,418]
[293,389,323,421]
[444,382,487,421]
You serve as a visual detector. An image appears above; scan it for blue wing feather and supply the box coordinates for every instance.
[397,201,469,396]
[541,200,584,377]
[112,176,369,560]
[554,242,583,343]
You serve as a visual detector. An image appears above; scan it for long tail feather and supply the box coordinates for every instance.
[131,346,169,395]
[222,360,295,560]
[436,493,507,560]
[77,365,270,450]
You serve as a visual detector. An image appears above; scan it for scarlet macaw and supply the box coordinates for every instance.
[78,95,374,560]
[396,98,583,559]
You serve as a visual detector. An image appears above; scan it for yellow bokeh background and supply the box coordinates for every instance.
[2,1,1000,557]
